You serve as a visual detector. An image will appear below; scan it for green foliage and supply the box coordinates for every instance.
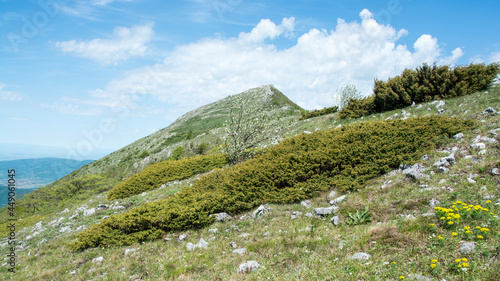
[338,63,500,119]
[338,96,376,119]
[70,116,475,250]
[196,142,209,155]
[346,206,372,225]
[169,146,186,160]
[107,154,228,200]
[221,95,287,164]
[336,84,362,109]
[300,106,338,120]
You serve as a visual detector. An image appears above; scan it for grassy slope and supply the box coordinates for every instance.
[1,85,499,280]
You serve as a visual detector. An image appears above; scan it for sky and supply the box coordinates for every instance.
[1,0,499,161]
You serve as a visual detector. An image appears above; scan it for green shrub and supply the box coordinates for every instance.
[339,63,499,119]
[107,154,228,200]
[169,146,186,160]
[300,106,339,120]
[338,96,376,119]
[70,116,475,250]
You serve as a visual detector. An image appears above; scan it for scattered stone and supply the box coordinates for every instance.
[429,199,440,208]
[483,107,496,114]
[96,204,109,211]
[253,205,271,218]
[403,164,430,181]
[478,149,487,155]
[37,239,47,246]
[233,248,247,255]
[83,208,96,216]
[303,131,312,134]
[239,233,250,238]
[408,274,432,281]
[304,212,314,218]
[380,180,392,189]
[421,154,428,161]
[69,214,78,220]
[102,215,110,220]
[491,168,500,175]
[483,195,495,200]
[437,109,445,114]
[329,195,346,206]
[92,257,104,263]
[263,232,270,237]
[211,212,232,222]
[59,226,71,233]
[186,238,209,251]
[328,190,337,200]
[229,242,237,248]
[237,261,260,274]
[164,238,172,242]
[75,225,86,231]
[177,234,188,242]
[111,205,126,210]
[313,206,338,216]
[467,178,477,184]
[60,208,69,214]
[69,270,76,275]
[437,167,450,173]
[411,101,416,107]
[351,252,371,260]
[331,216,339,226]
[209,229,218,234]
[470,143,486,150]
[453,133,464,140]
[459,242,476,254]
[300,200,312,208]
[420,212,435,217]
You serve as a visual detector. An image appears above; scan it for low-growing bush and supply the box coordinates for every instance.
[107,154,228,200]
[70,116,475,250]
[339,63,499,119]
[300,106,339,120]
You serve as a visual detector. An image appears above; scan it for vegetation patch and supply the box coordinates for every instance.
[339,63,499,119]
[300,106,339,120]
[107,154,228,200]
[70,116,475,250]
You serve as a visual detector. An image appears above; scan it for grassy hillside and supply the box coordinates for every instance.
[1,81,500,280]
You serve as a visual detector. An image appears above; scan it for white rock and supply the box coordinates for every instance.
[328,190,337,200]
[313,206,338,216]
[211,212,232,222]
[233,248,247,255]
[92,257,103,263]
[186,238,209,251]
[83,208,96,216]
[124,248,136,255]
[300,200,312,208]
[459,242,476,254]
[470,143,486,150]
[237,261,260,274]
[253,205,271,218]
[351,252,371,260]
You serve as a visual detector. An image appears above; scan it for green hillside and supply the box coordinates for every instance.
[1,73,500,280]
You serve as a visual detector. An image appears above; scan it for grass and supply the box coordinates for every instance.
[0,84,499,280]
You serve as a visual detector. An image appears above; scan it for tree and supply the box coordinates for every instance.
[335,84,362,109]
[220,96,286,164]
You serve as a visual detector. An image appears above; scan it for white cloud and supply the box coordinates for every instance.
[55,23,154,65]
[72,9,463,114]
[490,51,500,63]
[0,83,22,101]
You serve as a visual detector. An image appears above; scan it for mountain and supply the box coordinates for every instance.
[0,143,111,161]
[0,158,93,189]
[1,82,500,280]
[0,185,38,208]
[74,84,303,177]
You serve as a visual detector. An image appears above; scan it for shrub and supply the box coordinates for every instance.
[70,116,475,250]
[169,146,186,160]
[338,96,376,119]
[339,63,499,119]
[107,154,228,200]
[300,106,339,120]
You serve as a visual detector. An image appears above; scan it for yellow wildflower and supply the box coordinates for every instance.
[477,235,484,239]
[431,259,438,263]
[462,258,468,262]
[452,232,458,236]
[431,264,436,269]
[455,259,462,263]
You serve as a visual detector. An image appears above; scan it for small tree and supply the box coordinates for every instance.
[335,84,362,109]
[221,96,285,164]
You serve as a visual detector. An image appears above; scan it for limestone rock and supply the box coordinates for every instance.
[237,261,260,274]
[459,242,476,254]
[351,252,371,260]
[253,205,271,218]
[211,212,232,222]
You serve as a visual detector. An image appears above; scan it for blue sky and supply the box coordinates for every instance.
[1,0,499,160]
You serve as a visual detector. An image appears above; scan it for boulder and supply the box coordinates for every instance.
[186,238,209,251]
[459,242,476,254]
[313,206,338,216]
[329,195,346,206]
[233,248,247,255]
[300,200,312,208]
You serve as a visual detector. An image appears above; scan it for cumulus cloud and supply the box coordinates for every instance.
[55,23,154,65]
[73,9,463,114]
[0,83,22,101]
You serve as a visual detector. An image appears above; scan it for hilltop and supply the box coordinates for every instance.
[1,74,500,280]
